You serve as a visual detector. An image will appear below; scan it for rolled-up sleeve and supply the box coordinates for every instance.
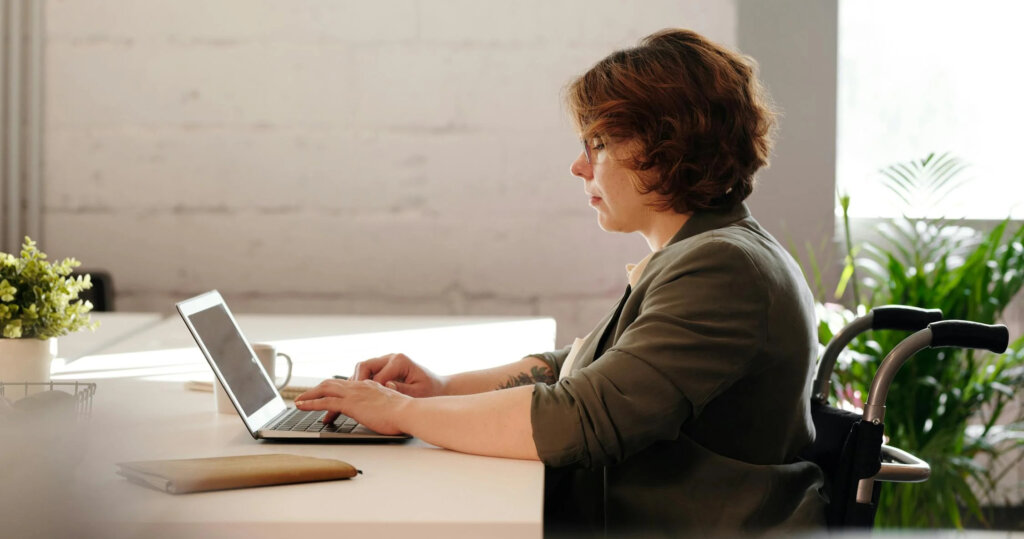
[531,240,769,469]
[528,345,571,375]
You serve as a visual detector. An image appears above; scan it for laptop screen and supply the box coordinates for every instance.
[187,304,277,416]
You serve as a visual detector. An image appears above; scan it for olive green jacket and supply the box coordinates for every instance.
[530,203,826,536]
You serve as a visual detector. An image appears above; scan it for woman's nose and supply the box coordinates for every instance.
[570,151,591,179]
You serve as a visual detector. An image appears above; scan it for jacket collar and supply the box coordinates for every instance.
[665,202,752,248]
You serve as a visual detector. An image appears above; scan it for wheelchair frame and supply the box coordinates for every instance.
[807,305,1008,527]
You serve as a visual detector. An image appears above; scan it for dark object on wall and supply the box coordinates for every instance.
[74,270,114,312]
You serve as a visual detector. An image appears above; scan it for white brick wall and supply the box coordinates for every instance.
[42,0,736,347]
[36,0,1024,511]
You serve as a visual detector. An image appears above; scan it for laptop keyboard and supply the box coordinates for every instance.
[267,409,359,433]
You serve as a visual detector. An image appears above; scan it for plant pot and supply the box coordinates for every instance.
[0,337,57,386]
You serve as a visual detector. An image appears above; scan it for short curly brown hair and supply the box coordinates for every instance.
[566,29,776,213]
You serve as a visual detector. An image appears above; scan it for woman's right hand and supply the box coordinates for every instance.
[351,353,448,398]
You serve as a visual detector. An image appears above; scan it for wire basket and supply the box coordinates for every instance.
[0,381,96,420]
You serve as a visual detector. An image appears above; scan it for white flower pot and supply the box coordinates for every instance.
[0,337,57,386]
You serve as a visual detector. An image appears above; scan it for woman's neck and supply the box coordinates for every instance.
[642,211,692,251]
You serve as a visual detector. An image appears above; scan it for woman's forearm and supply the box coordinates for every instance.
[398,384,540,460]
[443,356,555,396]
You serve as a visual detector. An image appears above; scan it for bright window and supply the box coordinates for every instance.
[837,0,1024,219]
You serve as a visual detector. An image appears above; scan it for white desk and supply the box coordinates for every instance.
[21,315,555,538]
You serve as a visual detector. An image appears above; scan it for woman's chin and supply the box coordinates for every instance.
[595,215,622,233]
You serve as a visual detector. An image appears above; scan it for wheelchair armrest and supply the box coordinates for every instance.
[856,444,931,503]
[875,444,930,483]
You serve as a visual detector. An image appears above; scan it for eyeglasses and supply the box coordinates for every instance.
[580,136,608,165]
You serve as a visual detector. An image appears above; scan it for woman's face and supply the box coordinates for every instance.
[570,138,662,235]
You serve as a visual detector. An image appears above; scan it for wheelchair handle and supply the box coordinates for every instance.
[928,320,1010,352]
[856,321,1009,504]
[864,321,1009,423]
[872,306,944,331]
[813,306,942,403]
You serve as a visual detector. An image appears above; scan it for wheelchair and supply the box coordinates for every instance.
[801,305,1010,528]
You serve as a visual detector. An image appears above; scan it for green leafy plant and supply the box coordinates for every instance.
[0,237,97,339]
[812,153,1024,528]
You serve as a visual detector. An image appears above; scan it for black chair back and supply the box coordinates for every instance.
[74,269,114,312]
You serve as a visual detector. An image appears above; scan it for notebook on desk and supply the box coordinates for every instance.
[176,290,409,442]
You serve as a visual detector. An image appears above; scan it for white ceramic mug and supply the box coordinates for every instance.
[252,343,293,390]
[214,343,293,414]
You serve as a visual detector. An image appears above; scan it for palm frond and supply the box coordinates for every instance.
[811,152,1024,528]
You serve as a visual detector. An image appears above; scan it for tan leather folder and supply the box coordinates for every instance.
[116,453,359,494]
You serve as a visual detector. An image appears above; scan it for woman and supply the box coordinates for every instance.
[296,28,826,535]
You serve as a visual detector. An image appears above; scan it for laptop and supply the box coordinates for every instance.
[176,290,409,441]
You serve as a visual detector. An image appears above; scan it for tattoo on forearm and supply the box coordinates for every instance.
[497,365,556,390]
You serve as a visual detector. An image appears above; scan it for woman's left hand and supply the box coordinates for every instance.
[294,379,410,435]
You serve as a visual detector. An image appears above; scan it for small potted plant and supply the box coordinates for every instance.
[0,237,97,385]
